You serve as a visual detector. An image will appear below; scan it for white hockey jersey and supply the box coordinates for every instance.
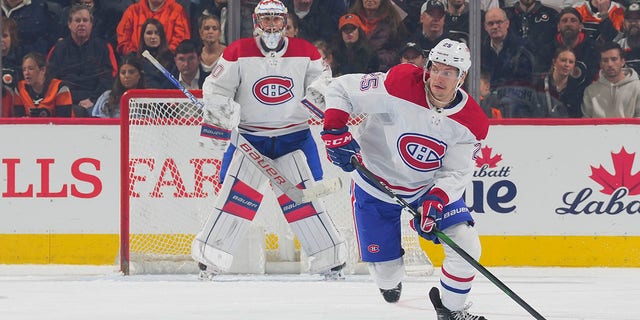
[324,63,489,205]
[202,36,330,137]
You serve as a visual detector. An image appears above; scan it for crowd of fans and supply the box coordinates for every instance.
[1,0,639,118]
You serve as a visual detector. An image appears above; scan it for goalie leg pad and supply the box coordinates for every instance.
[272,150,347,273]
[439,223,481,311]
[191,151,269,271]
[367,257,405,290]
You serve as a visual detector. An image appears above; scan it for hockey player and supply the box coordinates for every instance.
[320,38,489,319]
[191,0,347,280]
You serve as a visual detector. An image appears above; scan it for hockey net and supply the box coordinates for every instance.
[120,89,433,276]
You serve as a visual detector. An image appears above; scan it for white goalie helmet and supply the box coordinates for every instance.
[253,0,288,50]
[427,38,471,76]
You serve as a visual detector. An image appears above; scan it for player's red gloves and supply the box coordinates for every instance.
[321,126,361,172]
[409,195,444,241]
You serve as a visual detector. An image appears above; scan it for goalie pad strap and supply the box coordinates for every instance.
[191,150,268,271]
[200,123,232,141]
[273,150,347,272]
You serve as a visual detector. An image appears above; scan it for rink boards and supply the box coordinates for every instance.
[0,117,639,267]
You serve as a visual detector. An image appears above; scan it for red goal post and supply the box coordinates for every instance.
[120,89,432,276]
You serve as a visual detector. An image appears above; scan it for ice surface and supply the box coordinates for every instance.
[0,265,637,320]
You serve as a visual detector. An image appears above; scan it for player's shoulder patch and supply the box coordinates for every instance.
[383,63,427,108]
[223,38,263,61]
[282,38,322,60]
[449,95,490,141]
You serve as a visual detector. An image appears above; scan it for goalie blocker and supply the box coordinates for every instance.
[192,149,347,274]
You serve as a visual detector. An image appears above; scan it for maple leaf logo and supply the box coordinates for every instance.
[475,146,502,168]
[589,147,640,195]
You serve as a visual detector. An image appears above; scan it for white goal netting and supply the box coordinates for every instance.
[120,89,433,276]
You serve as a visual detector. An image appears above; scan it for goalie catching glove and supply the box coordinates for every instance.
[320,126,361,172]
[409,195,444,241]
[199,96,241,155]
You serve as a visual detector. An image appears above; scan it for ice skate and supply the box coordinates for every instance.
[429,287,487,320]
[197,262,219,281]
[379,282,402,303]
[322,263,346,281]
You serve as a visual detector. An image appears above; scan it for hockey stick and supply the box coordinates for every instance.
[349,157,547,320]
[141,50,341,203]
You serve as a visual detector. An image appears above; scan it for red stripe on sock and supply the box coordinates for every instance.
[441,267,475,283]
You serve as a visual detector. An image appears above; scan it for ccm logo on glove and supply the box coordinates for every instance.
[322,132,353,147]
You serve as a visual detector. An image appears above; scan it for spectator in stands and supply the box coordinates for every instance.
[505,0,581,8]
[116,0,191,56]
[92,54,145,118]
[534,46,583,117]
[398,0,427,34]
[444,0,482,43]
[398,41,427,66]
[137,18,175,89]
[617,2,640,74]
[171,39,210,90]
[1,0,60,56]
[286,12,300,38]
[332,13,380,76]
[350,0,407,71]
[190,0,227,45]
[60,0,132,54]
[198,14,226,73]
[505,0,559,75]
[407,0,464,56]
[1,17,20,76]
[47,5,117,117]
[553,7,600,88]
[313,40,337,74]
[582,41,640,117]
[2,16,20,117]
[481,7,535,88]
[574,0,625,41]
[479,70,504,118]
[13,52,74,117]
[191,0,258,42]
[283,0,346,43]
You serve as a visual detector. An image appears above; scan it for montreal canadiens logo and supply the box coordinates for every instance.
[367,244,380,253]
[397,133,447,172]
[252,76,295,105]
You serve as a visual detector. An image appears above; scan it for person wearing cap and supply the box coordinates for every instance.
[504,0,559,75]
[350,0,408,71]
[552,6,600,88]
[399,41,427,66]
[574,0,625,41]
[616,2,640,74]
[406,0,462,56]
[333,13,380,76]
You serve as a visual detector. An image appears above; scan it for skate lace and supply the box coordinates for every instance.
[451,302,485,320]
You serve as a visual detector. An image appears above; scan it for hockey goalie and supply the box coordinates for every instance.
[191,0,347,280]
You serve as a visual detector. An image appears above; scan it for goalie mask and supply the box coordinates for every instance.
[253,0,288,50]
[425,38,471,90]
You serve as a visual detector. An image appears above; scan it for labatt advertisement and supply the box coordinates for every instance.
[1,119,639,266]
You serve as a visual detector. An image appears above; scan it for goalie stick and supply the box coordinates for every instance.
[349,157,548,320]
[141,50,341,203]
